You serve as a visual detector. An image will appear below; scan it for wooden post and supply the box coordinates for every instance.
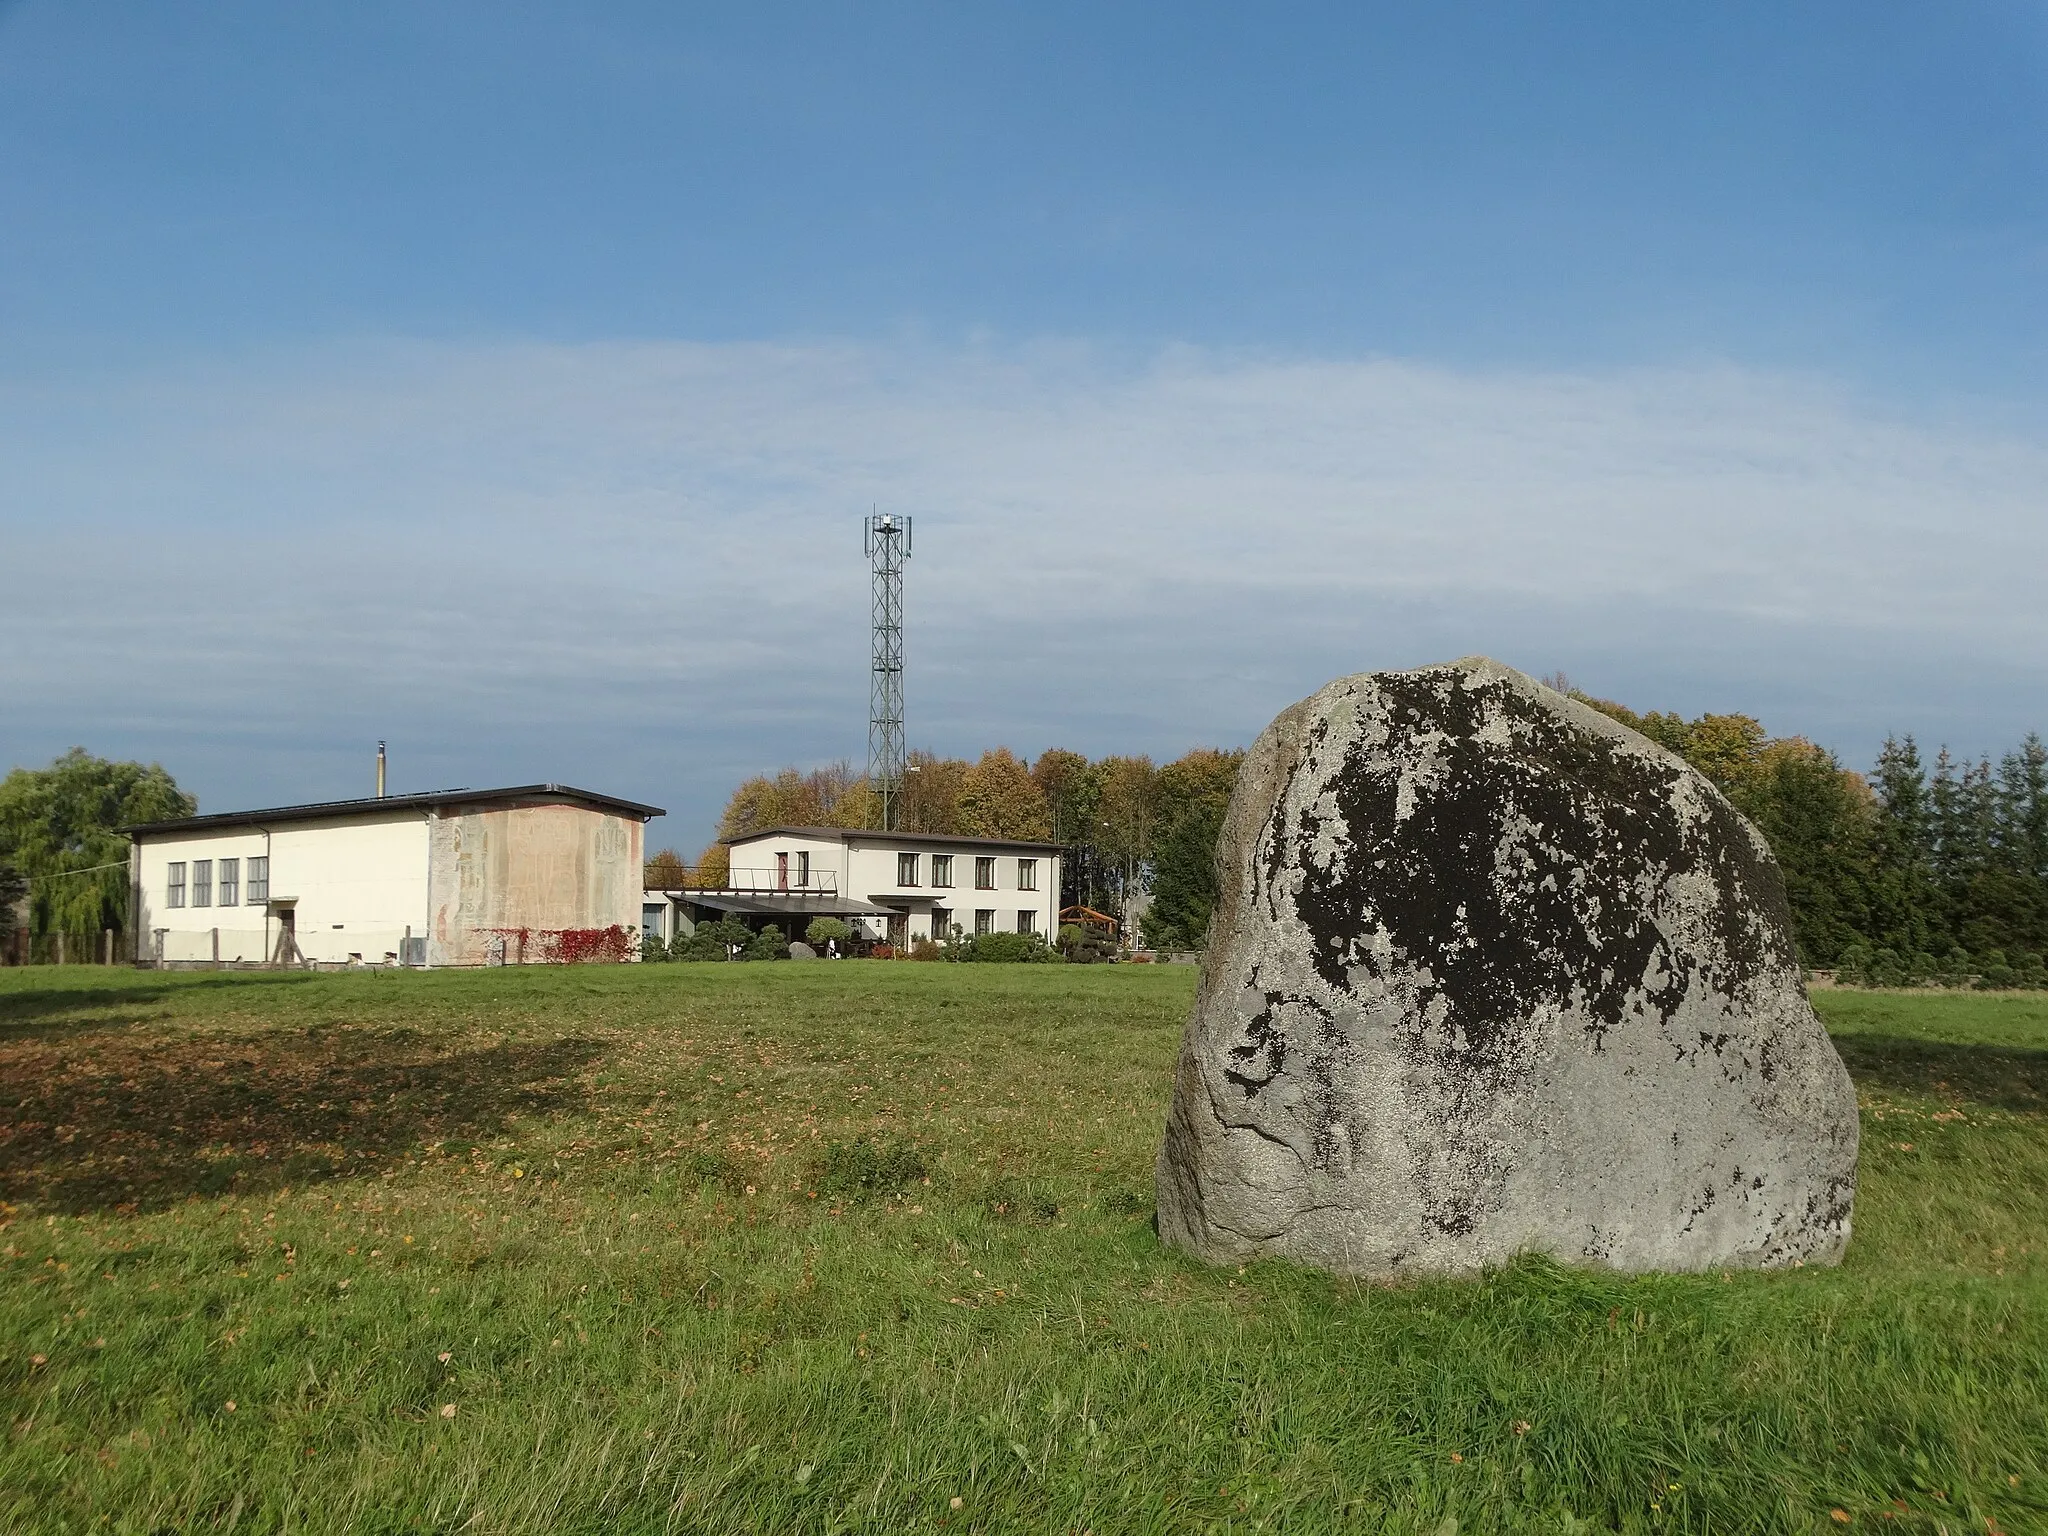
[56,931,66,966]
[211,928,220,968]
[103,928,113,965]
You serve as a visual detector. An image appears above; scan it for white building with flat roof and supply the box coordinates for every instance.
[128,784,661,967]
[644,826,1061,949]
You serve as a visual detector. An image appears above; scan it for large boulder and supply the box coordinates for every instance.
[1156,658,1857,1276]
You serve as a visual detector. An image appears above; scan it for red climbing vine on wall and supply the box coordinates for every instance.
[478,925,638,964]
[548,926,638,964]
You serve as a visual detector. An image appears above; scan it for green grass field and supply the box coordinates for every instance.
[2,965,2044,1535]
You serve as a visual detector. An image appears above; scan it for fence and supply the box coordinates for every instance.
[645,866,840,894]
[2,929,128,966]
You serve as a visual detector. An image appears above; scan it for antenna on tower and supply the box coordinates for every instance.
[864,510,912,831]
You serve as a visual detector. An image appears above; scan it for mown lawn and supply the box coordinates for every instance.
[1,964,2043,1535]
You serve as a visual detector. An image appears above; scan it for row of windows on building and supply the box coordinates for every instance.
[925,908,1038,935]
[165,857,269,909]
[895,853,1036,891]
[969,909,1037,936]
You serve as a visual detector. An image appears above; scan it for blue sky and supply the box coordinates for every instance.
[4,3,2046,847]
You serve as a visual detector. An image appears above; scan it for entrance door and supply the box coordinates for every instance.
[269,907,301,967]
[887,911,909,948]
[776,852,790,891]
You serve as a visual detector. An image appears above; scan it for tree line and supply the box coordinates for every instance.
[8,689,2044,985]
[664,695,2048,983]
[1567,687,2048,983]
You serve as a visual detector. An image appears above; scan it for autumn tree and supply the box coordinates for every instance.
[900,751,971,835]
[1151,748,1242,845]
[644,848,690,887]
[714,762,870,841]
[691,842,730,889]
[1093,755,1157,919]
[1031,749,1096,844]
[957,748,1052,840]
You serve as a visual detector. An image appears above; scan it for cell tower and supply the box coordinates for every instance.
[864,511,912,831]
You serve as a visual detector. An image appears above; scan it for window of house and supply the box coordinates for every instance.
[192,859,212,907]
[797,851,811,887]
[975,908,995,935]
[218,857,239,907]
[931,905,951,938]
[897,851,920,886]
[1017,858,1037,891]
[974,856,996,889]
[246,856,268,904]
[930,854,953,887]
[167,862,187,908]
[776,851,790,890]
[1017,910,1036,935]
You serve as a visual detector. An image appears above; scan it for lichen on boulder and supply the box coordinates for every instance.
[1156,657,1858,1276]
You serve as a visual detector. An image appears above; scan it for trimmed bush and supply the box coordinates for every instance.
[805,917,851,949]
[744,923,790,962]
[946,930,1062,963]
[670,916,752,962]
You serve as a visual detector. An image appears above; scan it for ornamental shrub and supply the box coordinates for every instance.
[744,923,790,962]
[671,916,752,961]
[805,916,851,949]
[1056,923,1118,964]
[947,930,1062,963]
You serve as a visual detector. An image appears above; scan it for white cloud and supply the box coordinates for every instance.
[5,337,2044,839]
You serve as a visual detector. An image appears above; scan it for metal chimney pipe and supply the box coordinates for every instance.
[376,741,387,798]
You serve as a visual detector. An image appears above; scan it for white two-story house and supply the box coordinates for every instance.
[646,826,1062,949]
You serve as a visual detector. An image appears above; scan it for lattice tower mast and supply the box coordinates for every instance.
[864,512,912,831]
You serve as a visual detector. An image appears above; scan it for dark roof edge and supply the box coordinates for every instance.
[127,783,665,836]
[723,824,1064,853]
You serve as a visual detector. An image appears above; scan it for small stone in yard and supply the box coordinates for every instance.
[950,1497,963,1510]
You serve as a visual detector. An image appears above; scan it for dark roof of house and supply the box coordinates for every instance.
[724,825,1063,853]
[127,784,665,837]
